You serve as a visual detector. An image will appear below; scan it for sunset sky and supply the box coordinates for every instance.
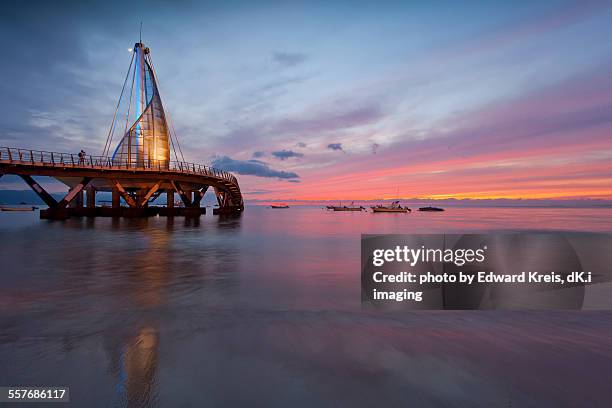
[1,1,612,201]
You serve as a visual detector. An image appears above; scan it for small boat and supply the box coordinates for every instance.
[332,206,365,211]
[330,202,365,211]
[0,206,37,212]
[371,201,410,213]
[270,204,289,209]
[418,206,445,212]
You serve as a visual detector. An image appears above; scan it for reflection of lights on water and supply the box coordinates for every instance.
[122,327,159,375]
[136,327,157,350]
[117,326,158,406]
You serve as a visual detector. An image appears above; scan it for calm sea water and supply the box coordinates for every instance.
[1,207,611,407]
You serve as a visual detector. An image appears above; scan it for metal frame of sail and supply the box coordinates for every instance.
[104,42,178,168]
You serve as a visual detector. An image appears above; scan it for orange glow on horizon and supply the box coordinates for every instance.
[241,137,612,202]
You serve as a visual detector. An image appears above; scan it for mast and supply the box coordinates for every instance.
[108,39,171,168]
[134,41,146,165]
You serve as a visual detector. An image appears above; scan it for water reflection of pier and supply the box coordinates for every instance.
[93,216,243,406]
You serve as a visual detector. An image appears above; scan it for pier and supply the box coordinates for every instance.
[0,147,243,219]
[0,39,244,219]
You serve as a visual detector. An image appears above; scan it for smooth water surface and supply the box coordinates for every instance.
[1,207,612,407]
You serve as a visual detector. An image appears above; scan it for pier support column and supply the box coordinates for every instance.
[182,190,204,217]
[193,186,208,207]
[18,174,57,207]
[170,181,193,207]
[167,190,174,208]
[136,189,148,208]
[35,177,90,219]
[86,187,96,208]
[137,181,162,208]
[164,189,175,217]
[112,187,120,209]
[69,190,84,209]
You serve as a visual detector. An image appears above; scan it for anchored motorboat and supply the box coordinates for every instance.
[0,206,37,212]
[418,206,445,212]
[330,202,365,211]
[371,201,411,213]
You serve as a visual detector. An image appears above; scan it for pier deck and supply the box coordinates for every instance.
[0,147,244,219]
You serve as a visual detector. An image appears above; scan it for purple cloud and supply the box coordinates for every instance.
[327,143,343,151]
[211,156,299,180]
[271,149,304,160]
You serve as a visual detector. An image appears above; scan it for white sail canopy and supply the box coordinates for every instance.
[111,42,170,167]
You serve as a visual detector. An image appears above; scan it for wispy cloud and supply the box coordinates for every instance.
[272,51,307,67]
[271,149,304,160]
[211,156,299,180]
[219,102,385,153]
[273,105,383,136]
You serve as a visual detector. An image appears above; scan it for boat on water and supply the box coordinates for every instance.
[329,202,365,211]
[371,201,411,213]
[0,206,38,212]
[270,204,290,209]
[418,206,445,212]
[333,206,365,211]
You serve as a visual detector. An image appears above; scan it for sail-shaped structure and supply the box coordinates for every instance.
[108,42,171,167]
[14,36,245,218]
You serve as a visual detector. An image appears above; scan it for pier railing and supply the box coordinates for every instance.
[0,147,238,185]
